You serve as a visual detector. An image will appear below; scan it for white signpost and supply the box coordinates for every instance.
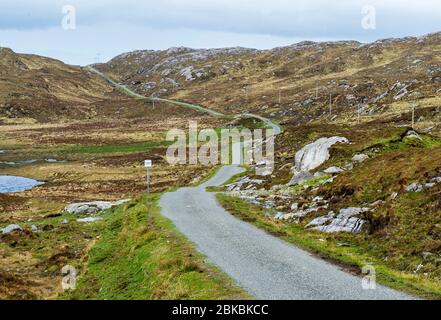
[144,160,152,193]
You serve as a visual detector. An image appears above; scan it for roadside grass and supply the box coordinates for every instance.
[64,194,248,300]
[216,193,441,300]
[59,141,171,155]
[190,165,221,187]
[0,212,103,299]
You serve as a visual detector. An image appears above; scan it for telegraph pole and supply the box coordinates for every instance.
[316,81,319,99]
[329,93,332,116]
[411,104,416,129]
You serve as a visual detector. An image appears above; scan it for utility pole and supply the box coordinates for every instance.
[316,81,319,99]
[411,104,416,129]
[203,84,206,97]
[94,53,101,64]
[278,89,281,104]
[329,93,332,116]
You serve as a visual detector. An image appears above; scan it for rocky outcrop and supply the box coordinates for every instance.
[64,200,130,215]
[289,137,349,185]
[226,176,264,192]
[307,207,370,233]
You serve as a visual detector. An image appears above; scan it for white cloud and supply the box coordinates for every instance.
[0,0,439,64]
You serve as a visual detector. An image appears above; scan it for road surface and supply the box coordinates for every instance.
[160,165,414,300]
[91,66,413,299]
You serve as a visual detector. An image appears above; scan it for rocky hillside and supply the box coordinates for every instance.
[0,48,122,122]
[95,32,441,128]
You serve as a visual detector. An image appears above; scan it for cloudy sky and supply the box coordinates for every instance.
[0,0,440,65]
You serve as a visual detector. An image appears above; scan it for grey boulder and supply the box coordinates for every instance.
[289,136,349,186]
[1,224,23,235]
[324,166,344,174]
[294,137,349,173]
[64,199,130,215]
[288,171,314,186]
[352,154,369,163]
[404,130,422,141]
[77,217,103,223]
[405,183,423,193]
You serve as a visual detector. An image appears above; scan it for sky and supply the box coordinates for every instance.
[0,0,440,65]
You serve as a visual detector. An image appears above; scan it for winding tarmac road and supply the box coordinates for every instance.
[160,166,413,300]
[90,66,414,300]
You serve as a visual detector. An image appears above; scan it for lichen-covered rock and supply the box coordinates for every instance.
[306,212,335,228]
[324,167,344,174]
[288,171,314,186]
[294,137,349,173]
[406,183,423,192]
[405,130,422,141]
[1,224,22,234]
[289,137,348,186]
[352,154,369,163]
[77,217,103,223]
[307,207,370,233]
[64,199,130,215]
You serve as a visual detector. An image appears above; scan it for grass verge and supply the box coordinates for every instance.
[64,194,248,300]
[216,193,441,300]
[60,141,170,155]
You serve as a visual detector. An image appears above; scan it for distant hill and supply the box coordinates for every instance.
[0,48,118,122]
[94,32,441,125]
[1,32,440,124]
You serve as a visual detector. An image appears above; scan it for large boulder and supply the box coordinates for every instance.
[64,199,130,215]
[289,137,349,185]
[294,137,349,172]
